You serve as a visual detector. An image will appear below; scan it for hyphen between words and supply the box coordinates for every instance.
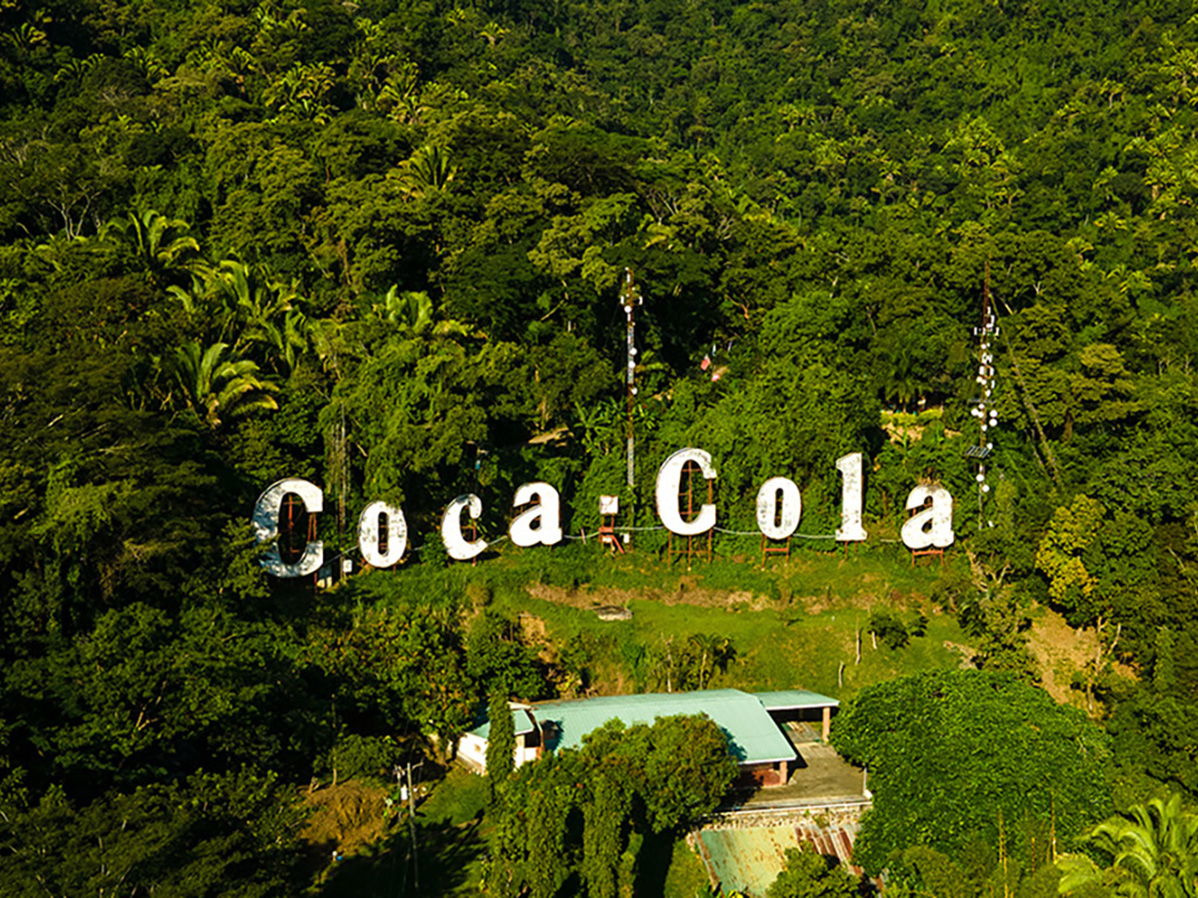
[253,448,956,577]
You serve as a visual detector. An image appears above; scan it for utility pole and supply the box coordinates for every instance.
[620,268,641,490]
[400,759,421,896]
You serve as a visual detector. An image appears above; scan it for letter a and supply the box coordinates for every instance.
[510,482,563,547]
[901,484,954,550]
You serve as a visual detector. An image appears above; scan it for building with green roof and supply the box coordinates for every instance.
[457,687,838,788]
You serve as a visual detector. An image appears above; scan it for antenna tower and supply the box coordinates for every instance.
[620,268,642,489]
[969,262,1000,527]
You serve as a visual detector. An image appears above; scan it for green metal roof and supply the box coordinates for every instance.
[752,689,839,711]
[471,706,537,739]
[530,689,796,765]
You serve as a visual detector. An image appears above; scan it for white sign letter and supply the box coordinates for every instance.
[901,484,955,550]
[358,501,408,568]
[510,482,563,547]
[442,494,488,561]
[253,478,324,577]
[835,452,868,542]
[756,477,802,540]
[656,448,717,536]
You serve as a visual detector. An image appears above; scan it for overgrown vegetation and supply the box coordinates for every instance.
[3,0,1198,893]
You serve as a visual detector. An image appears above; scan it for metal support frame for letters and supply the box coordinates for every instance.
[597,495,624,554]
[756,476,798,566]
[760,533,791,566]
[667,461,713,566]
[910,545,945,566]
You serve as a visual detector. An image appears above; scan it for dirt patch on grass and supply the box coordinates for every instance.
[942,640,978,669]
[526,582,770,611]
[526,578,919,617]
[1026,607,1136,707]
[1028,607,1093,706]
[299,780,390,863]
[526,582,641,609]
[519,611,548,641]
[1030,605,1102,708]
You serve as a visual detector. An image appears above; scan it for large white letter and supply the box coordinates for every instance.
[756,477,802,540]
[835,452,868,542]
[901,484,955,550]
[358,501,408,568]
[253,478,324,577]
[655,447,717,536]
[510,482,563,547]
[442,494,488,561]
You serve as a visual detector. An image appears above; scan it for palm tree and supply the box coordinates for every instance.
[103,209,199,283]
[210,259,299,336]
[365,286,471,341]
[246,308,312,377]
[478,21,509,47]
[1059,793,1198,898]
[166,342,278,429]
[876,340,923,411]
[169,259,299,349]
[371,287,434,333]
[397,145,456,198]
[688,633,734,689]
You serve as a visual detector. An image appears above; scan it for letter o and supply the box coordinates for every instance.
[756,477,801,540]
[358,501,408,568]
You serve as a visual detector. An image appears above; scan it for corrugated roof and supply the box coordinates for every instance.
[753,689,839,711]
[531,689,796,765]
[697,817,866,894]
[471,706,537,739]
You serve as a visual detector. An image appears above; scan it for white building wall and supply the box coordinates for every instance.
[456,732,539,774]
[458,733,488,771]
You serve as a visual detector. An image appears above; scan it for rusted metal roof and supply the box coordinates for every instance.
[696,813,867,894]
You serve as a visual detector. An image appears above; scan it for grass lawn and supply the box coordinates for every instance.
[474,543,971,700]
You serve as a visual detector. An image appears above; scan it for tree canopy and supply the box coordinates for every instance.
[2,0,1198,891]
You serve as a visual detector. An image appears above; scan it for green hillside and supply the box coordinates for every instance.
[1,0,1197,894]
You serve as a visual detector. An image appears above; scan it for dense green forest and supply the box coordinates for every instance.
[2,0,1198,894]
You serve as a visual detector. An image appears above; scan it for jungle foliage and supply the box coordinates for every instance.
[2,0,1198,893]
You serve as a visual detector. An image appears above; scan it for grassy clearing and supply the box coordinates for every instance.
[504,590,969,699]
[460,541,972,699]
[419,765,489,826]
[347,540,973,699]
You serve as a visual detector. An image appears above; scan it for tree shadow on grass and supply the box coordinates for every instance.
[634,829,677,898]
[315,816,485,898]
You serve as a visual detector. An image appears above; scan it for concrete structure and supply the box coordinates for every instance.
[754,689,837,741]
[457,688,839,787]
